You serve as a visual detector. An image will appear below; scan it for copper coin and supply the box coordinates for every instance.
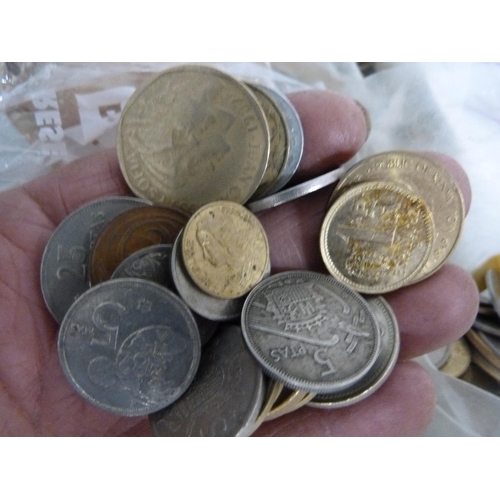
[90,205,189,284]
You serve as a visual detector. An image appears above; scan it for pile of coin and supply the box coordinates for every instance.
[39,65,467,436]
[320,151,466,294]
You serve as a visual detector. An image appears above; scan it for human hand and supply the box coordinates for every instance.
[0,89,478,436]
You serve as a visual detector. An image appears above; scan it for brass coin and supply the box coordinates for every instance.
[249,379,284,434]
[245,83,288,199]
[117,64,270,213]
[440,338,471,378]
[90,205,188,285]
[330,151,465,281]
[182,201,269,299]
[265,390,316,422]
[320,181,434,294]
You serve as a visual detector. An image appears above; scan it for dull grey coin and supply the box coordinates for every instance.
[241,270,381,394]
[111,244,174,289]
[250,84,303,197]
[58,278,201,416]
[171,230,248,321]
[40,196,150,323]
[246,167,346,213]
[308,296,399,408]
[150,324,265,437]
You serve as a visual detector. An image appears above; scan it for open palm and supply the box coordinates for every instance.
[0,90,478,436]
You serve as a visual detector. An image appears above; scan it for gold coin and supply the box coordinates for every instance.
[249,380,283,434]
[440,338,471,378]
[182,201,270,299]
[245,83,288,199]
[330,151,465,281]
[265,390,316,422]
[117,64,270,214]
[320,181,434,294]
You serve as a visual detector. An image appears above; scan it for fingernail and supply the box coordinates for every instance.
[355,100,371,142]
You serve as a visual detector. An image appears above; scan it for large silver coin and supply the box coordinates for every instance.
[246,167,346,213]
[111,244,174,290]
[250,84,303,197]
[40,196,150,323]
[171,230,255,321]
[58,278,201,416]
[149,324,265,437]
[308,296,399,408]
[241,271,381,394]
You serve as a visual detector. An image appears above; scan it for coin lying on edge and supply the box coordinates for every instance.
[117,64,270,213]
[58,278,201,416]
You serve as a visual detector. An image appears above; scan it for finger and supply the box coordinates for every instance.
[253,361,435,437]
[288,90,369,182]
[384,263,479,360]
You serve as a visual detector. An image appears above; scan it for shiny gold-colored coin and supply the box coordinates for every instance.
[265,390,316,422]
[90,205,189,285]
[182,201,270,299]
[320,181,434,294]
[440,338,471,378]
[329,151,465,282]
[117,65,270,214]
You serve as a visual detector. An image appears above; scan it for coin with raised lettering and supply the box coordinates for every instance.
[330,151,464,281]
[117,64,270,213]
[90,205,188,285]
[182,201,269,299]
[149,324,265,437]
[308,296,399,408]
[58,278,201,416]
[241,271,381,394]
[320,182,434,294]
[40,196,150,323]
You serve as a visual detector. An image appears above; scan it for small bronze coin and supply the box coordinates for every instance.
[90,205,189,285]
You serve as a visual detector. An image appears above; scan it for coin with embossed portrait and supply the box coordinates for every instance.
[149,324,265,437]
[182,201,269,299]
[320,181,434,294]
[40,196,150,323]
[117,64,270,213]
[58,278,201,416]
[241,270,381,394]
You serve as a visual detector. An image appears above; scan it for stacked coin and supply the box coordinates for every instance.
[320,151,465,294]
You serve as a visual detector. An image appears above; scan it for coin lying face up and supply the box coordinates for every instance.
[58,278,201,416]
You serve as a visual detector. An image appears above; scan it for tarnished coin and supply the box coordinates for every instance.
[250,84,303,196]
[117,64,270,213]
[149,324,265,437]
[440,338,471,378]
[308,296,399,408]
[320,182,434,294]
[182,201,269,299]
[58,278,201,416]
[241,271,381,394]
[466,328,500,371]
[111,244,174,289]
[40,196,150,323]
[330,151,465,281]
[90,205,188,285]
[245,83,288,199]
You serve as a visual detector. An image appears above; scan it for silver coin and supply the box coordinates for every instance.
[473,314,500,339]
[149,324,265,437]
[486,268,500,318]
[111,244,174,289]
[427,344,452,369]
[241,270,381,394]
[246,167,346,213]
[250,84,303,197]
[40,196,150,323]
[172,229,262,321]
[58,278,201,416]
[308,296,399,408]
